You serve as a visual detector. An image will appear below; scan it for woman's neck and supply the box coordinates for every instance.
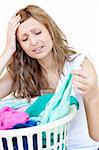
[38,52,58,73]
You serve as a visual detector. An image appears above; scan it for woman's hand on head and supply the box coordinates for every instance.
[5,14,21,54]
[71,57,99,103]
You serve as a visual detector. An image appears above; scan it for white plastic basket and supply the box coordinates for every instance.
[0,105,77,150]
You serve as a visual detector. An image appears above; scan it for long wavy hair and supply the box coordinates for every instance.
[7,4,76,101]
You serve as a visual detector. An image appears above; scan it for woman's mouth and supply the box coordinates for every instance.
[32,45,44,54]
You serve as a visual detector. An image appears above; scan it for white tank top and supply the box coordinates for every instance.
[64,53,99,150]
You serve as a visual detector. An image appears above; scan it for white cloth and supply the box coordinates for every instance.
[65,53,99,150]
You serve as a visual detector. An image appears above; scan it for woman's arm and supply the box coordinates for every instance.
[0,15,21,99]
[72,57,99,141]
[0,72,14,99]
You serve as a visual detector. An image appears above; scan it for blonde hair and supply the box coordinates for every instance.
[7,4,76,101]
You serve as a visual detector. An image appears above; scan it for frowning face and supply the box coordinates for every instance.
[17,17,53,60]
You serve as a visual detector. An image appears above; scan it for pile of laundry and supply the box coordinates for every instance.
[0,74,79,130]
[0,74,79,150]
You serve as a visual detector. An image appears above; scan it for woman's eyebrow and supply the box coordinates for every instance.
[31,28,42,32]
[20,28,41,36]
[20,33,29,39]
[21,33,28,36]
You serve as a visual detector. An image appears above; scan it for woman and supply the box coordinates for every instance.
[0,4,99,149]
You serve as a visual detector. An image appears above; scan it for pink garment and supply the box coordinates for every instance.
[0,106,29,130]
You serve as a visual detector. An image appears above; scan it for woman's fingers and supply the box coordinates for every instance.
[72,74,88,85]
[8,15,21,28]
[72,79,89,91]
[5,14,21,52]
[71,69,90,95]
[71,70,86,78]
[7,14,21,34]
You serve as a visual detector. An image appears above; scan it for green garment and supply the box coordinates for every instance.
[25,74,79,121]
[25,94,79,118]
[25,93,54,117]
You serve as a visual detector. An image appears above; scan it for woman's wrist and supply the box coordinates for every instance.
[4,46,15,56]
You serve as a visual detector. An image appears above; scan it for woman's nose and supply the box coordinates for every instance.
[31,40,39,46]
[30,38,38,46]
[30,35,39,46]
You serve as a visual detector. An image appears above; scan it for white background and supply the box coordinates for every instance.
[0,0,99,78]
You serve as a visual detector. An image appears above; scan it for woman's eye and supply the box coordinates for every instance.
[22,38,28,42]
[35,31,41,35]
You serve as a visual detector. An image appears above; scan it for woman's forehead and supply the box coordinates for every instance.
[17,17,45,36]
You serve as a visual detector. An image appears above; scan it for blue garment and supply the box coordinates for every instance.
[12,120,38,129]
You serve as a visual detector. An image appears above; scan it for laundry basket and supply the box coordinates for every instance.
[0,105,77,150]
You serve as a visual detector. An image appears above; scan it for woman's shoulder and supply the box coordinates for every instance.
[70,52,95,69]
[68,52,97,79]
[69,52,85,62]
[66,52,86,70]
[66,51,96,73]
